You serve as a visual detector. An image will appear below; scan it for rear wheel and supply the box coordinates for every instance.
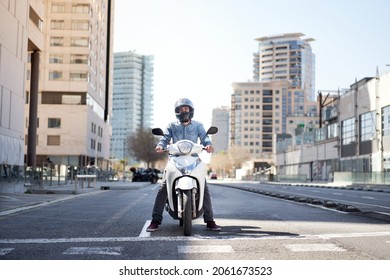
[182,190,192,236]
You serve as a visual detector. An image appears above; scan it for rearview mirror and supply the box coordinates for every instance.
[152,128,164,136]
[206,126,218,135]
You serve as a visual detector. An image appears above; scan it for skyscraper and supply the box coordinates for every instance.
[110,51,154,163]
[211,106,230,153]
[253,33,315,100]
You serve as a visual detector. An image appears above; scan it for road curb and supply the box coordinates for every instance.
[0,191,102,217]
[211,182,390,222]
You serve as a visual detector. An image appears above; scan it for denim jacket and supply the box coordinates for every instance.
[156,120,212,149]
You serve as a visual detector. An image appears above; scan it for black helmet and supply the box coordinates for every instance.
[174,98,194,123]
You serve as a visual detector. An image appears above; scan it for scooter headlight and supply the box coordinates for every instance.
[177,141,193,154]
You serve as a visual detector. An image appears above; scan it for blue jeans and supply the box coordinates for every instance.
[151,180,214,224]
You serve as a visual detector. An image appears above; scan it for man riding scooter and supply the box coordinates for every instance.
[146,98,221,232]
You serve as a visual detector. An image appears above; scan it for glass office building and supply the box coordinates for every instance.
[110,51,154,163]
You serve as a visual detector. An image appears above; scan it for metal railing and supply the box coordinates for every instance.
[0,164,118,188]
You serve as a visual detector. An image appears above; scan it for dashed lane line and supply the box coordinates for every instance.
[285,244,346,252]
[178,245,234,253]
[63,246,123,255]
[0,248,14,256]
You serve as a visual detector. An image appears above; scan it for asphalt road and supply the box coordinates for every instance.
[209,181,390,219]
[0,182,389,260]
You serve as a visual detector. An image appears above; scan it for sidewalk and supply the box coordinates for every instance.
[0,181,152,217]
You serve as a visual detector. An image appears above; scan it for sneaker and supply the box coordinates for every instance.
[146,221,160,232]
[206,221,221,231]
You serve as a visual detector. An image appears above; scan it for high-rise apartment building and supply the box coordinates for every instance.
[230,33,318,165]
[110,51,154,163]
[24,0,114,169]
[253,33,315,100]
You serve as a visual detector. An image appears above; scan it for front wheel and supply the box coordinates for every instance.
[182,189,192,236]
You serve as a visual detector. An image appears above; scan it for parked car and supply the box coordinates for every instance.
[130,167,160,184]
[209,173,217,179]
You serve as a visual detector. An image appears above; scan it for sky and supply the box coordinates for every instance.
[113,0,390,129]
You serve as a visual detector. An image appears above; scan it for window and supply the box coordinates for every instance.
[50,37,64,47]
[49,54,63,64]
[47,136,60,146]
[71,37,89,47]
[342,117,356,145]
[70,72,88,81]
[91,138,96,150]
[72,20,89,30]
[51,3,65,13]
[48,118,61,128]
[70,54,88,64]
[263,105,273,110]
[360,112,375,141]
[49,71,62,81]
[51,20,64,30]
[382,106,390,136]
[72,4,90,13]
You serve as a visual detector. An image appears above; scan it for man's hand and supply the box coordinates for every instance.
[155,145,164,153]
[205,145,214,153]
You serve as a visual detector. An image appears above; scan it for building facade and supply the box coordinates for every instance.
[253,33,316,101]
[275,70,390,184]
[230,81,318,163]
[1,0,44,167]
[24,0,114,169]
[110,51,154,164]
[211,106,230,153]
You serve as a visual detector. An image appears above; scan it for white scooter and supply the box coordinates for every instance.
[152,127,218,236]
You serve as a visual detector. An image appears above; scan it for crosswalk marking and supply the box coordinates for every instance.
[63,246,123,255]
[178,245,234,253]
[0,248,14,256]
[139,220,152,238]
[1,231,390,244]
[285,244,346,252]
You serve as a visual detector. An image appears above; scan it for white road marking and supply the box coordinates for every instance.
[63,246,123,255]
[0,195,20,201]
[1,231,390,244]
[139,220,152,237]
[178,245,234,253]
[314,231,390,240]
[0,248,14,256]
[285,243,346,252]
[332,192,343,196]
[361,196,375,200]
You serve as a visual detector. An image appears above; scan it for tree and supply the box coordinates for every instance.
[209,145,250,178]
[209,152,232,178]
[127,127,166,168]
